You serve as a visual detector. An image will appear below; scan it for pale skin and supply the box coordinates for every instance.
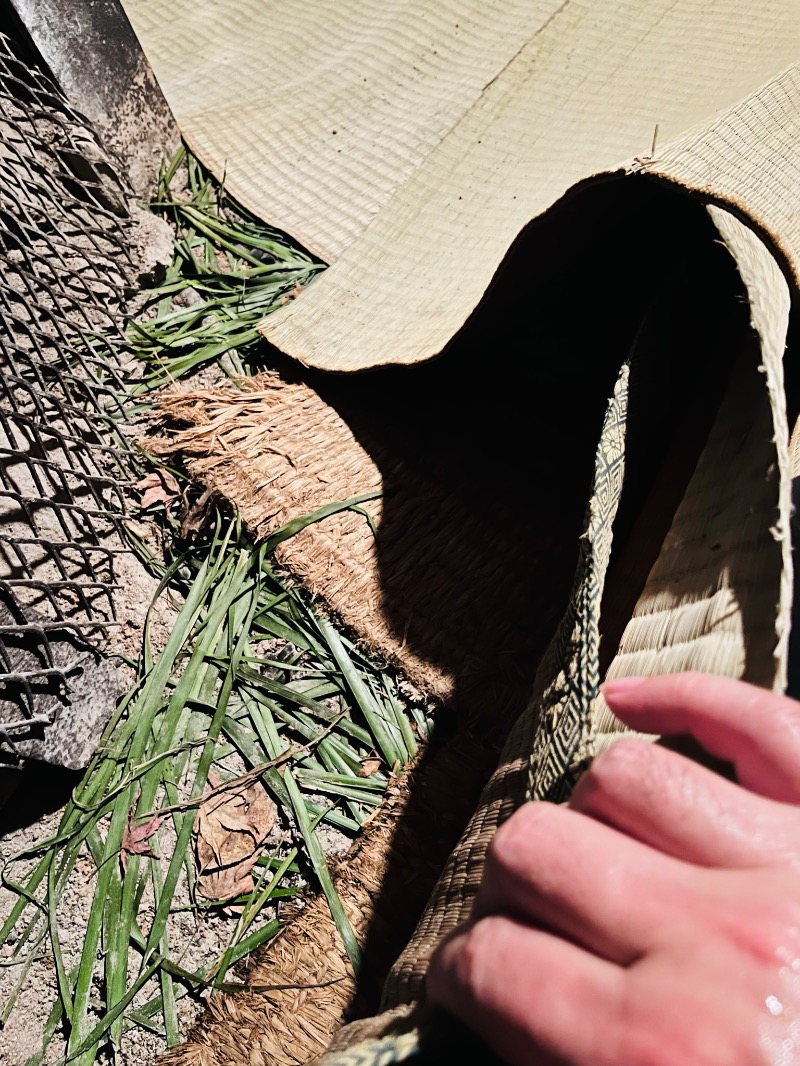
[427,672,800,1066]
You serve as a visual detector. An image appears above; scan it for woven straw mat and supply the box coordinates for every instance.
[121,0,800,371]
[152,208,796,1065]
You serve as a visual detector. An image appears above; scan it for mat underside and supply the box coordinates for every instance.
[153,209,794,1066]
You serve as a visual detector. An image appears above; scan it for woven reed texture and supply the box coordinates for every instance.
[260,57,800,372]
[364,364,631,1022]
[128,4,800,1055]
[370,208,793,1012]
[121,1,799,371]
[302,208,794,1061]
[593,210,794,745]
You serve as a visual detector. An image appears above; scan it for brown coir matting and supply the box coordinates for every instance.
[150,189,778,1065]
[153,374,589,1064]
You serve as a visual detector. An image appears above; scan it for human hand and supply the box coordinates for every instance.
[427,672,800,1065]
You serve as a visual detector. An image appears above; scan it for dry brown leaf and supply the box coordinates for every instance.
[357,757,382,778]
[136,469,181,510]
[278,281,304,305]
[121,810,164,870]
[194,770,276,902]
[180,486,215,539]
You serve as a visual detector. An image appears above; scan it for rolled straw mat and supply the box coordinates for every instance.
[152,203,797,1063]
[122,2,800,1062]
[304,209,797,1064]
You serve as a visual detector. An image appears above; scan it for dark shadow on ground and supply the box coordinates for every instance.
[0,762,81,834]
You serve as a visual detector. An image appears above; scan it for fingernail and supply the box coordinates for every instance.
[601,676,646,700]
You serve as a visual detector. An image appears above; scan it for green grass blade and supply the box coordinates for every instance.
[313,615,404,767]
[282,768,362,973]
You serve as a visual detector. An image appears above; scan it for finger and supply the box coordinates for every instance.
[428,915,624,1066]
[473,802,690,963]
[569,738,800,868]
[602,673,800,803]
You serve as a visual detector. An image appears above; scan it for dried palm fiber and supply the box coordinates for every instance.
[153,370,581,712]
[160,730,499,1066]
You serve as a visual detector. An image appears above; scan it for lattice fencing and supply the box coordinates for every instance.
[0,20,137,768]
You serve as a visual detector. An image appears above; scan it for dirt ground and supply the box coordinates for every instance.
[0,520,180,1065]
[0,79,360,1060]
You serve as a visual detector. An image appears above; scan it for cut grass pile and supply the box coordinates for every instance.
[0,150,428,1063]
[129,147,324,393]
[1,509,426,1064]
